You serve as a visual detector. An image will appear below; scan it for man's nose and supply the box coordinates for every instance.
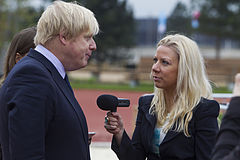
[90,38,96,51]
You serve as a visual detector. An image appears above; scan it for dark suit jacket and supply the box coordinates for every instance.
[0,50,90,160]
[112,94,220,160]
[211,96,240,160]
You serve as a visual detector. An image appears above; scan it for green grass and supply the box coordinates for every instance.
[212,86,232,93]
[70,79,154,92]
[70,78,232,93]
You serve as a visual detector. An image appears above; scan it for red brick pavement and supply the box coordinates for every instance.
[74,89,150,142]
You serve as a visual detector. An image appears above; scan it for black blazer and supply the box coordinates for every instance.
[211,96,240,160]
[112,94,220,160]
[0,50,90,160]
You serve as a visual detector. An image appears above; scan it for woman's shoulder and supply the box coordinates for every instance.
[199,97,219,106]
[137,93,154,110]
[138,93,154,104]
[193,97,220,118]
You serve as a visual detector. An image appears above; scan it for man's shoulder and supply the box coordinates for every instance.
[12,56,46,75]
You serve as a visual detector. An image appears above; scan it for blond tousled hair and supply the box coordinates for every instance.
[34,0,99,45]
[150,34,212,136]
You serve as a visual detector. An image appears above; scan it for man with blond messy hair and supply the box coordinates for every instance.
[0,1,99,160]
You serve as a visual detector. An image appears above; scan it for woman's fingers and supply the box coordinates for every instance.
[104,112,124,135]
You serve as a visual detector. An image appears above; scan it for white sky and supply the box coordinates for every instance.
[31,0,191,18]
[126,0,191,18]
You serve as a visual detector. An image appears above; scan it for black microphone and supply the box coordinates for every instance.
[96,94,130,112]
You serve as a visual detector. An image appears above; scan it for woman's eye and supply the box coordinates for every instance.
[162,60,170,65]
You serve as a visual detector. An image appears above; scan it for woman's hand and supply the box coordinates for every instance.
[104,112,124,145]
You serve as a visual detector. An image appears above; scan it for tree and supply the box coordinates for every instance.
[0,0,8,55]
[192,0,240,59]
[0,0,43,74]
[0,0,43,59]
[85,0,135,79]
[166,2,192,36]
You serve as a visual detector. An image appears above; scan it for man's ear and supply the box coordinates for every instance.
[59,32,68,45]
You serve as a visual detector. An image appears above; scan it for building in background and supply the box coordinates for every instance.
[128,18,240,88]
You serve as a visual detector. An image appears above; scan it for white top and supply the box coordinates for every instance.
[152,114,170,154]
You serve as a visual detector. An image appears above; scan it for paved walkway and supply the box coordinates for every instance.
[90,142,118,160]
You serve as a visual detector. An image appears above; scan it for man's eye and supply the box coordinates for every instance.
[153,58,157,63]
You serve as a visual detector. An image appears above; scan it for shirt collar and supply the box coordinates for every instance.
[35,44,65,79]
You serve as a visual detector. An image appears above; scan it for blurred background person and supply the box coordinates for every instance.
[0,26,36,86]
[211,73,240,160]
[104,34,220,160]
[0,26,36,160]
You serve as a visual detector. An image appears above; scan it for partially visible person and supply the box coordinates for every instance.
[211,73,240,160]
[0,27,36,86]
[104,34,220,160]
[0,1,99,160]
[0,26,36,160]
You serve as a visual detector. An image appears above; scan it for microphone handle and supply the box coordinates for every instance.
[118,98,130,107]
[111,107,117,112]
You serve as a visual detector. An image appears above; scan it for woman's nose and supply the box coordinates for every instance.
[152,62,160,72]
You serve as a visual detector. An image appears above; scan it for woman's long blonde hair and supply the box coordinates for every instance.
[150,34,212,136]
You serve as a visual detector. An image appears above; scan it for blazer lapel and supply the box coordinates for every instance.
[141,103,156,127]
[161,129,181,145]
[141,104,181,145]
[28,50,88,145]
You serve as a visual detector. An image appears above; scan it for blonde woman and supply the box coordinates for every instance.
[104,34,220,160]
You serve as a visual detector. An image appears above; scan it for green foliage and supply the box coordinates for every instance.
[166,2,193,36]
[0,0,9,53]
[0,0,43,57]
[190,0,240,59]
[196,0,240,39]
[218,112,224,121]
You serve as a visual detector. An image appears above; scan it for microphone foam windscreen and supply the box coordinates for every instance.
[96,94,118,111]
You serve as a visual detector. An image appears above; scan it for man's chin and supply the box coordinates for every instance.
[66,64,88,71]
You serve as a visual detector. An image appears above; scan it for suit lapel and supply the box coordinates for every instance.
[52,71,89,146]
[28,50,88,145]
[141,105,181,145]
[141,103,156,127]
[162,103,199,145]
[161,129,181,145]
[140,100,181,145]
